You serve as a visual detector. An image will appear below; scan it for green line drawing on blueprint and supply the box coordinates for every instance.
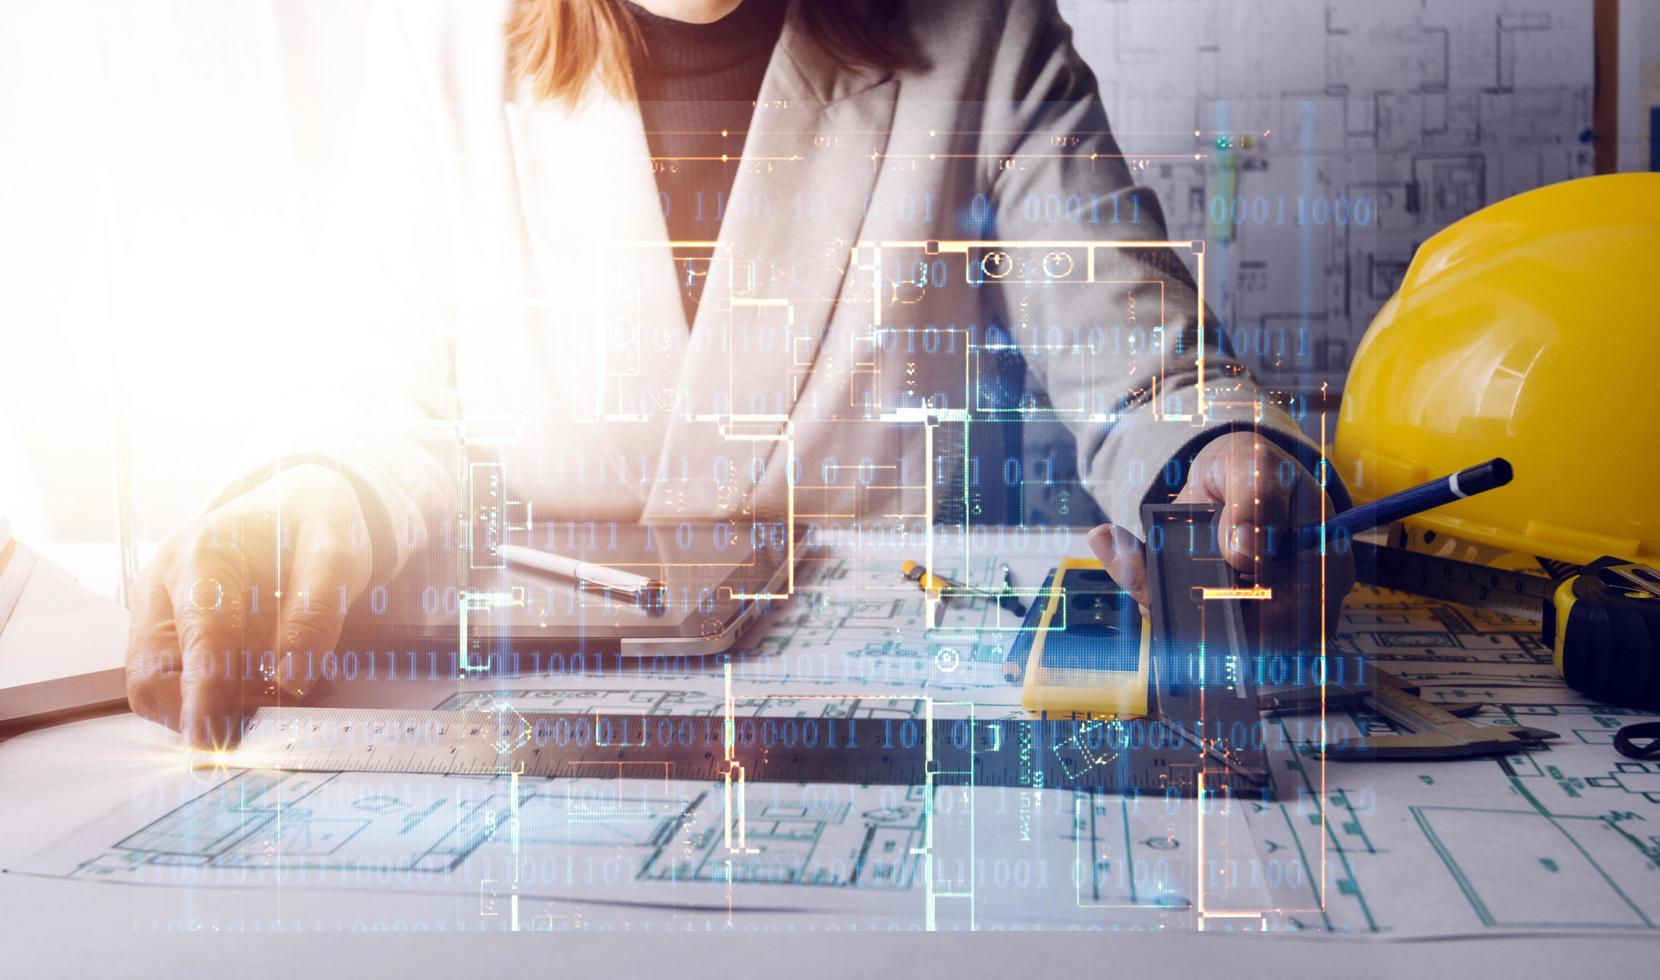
[638,786,926,888]
[1412,806,1653,929]
[61,770,931,895]
[1236,586,1660,936]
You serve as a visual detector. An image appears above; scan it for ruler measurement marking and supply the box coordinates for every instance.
[229,708,1269,796]
[1357,543,1554,618]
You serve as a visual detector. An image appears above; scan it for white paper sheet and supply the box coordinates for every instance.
[5,548,1660,937]
[7,759,1273,930]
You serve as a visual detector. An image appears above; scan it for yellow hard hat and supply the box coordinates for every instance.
[1334,173,1660,566]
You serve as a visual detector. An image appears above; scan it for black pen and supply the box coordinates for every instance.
[1292,458,1513,554]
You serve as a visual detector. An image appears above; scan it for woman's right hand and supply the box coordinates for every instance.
[125,464,373,750]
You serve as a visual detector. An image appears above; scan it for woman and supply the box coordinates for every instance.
[127,0,1351,747]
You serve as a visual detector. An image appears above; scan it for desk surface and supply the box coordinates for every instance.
[3,537,1660,961]
[2,883,1655,976]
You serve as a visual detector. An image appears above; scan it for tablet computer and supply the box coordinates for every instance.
[383,520,808,657]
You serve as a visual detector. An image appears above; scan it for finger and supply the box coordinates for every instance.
[1171,480,1209,504]
[1202,440,1294,575]
[274,524,360,702]
[172,543,250,750]
[1215,488,1290,576]
[1085,523,1149,610]
[243,580,279,681]
[126,569,184,730]
[127,625,183,728]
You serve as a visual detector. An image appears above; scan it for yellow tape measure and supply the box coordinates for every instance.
[1548,557,1660,710]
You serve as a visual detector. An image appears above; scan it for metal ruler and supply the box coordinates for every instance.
[1352,541,1555,620]
[1321,668,1558,760]
[227,706,1273,797]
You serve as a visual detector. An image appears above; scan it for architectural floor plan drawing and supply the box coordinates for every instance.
[22,766,1271,930]
[1057,0,1593,394]
[983,3,1597,530]
[9,552,1660,935]
[1234,585,1660,936]
[1019,0,1598,527]
[52,769,932,911]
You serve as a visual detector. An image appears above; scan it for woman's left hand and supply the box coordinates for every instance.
[1086,431,1356,646]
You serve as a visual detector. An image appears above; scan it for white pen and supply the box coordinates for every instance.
[498,544,665,603]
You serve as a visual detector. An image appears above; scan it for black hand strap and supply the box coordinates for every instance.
[1613,722,1660,759]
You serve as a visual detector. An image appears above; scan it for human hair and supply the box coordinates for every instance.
[506,0,911,104]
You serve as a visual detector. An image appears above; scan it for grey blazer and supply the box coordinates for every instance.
[289,0,1311,582]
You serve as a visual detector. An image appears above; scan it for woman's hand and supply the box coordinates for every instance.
[1086,431,1355,647]
[125,464,372,749]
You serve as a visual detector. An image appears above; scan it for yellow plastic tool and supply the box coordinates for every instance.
[1017,556,1150,719]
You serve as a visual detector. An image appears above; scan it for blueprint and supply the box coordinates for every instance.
[19,767,1273,930]
[1240,586,1660,935]
[10,540,1660,935]
[1010,1,1596,526]
[1063,0,1594,394]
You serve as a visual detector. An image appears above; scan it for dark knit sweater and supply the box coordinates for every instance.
[624,0,787,326]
